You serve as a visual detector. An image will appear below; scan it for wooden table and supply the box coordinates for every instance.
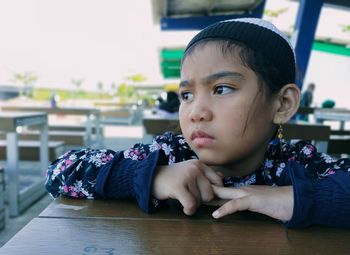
[1,105,102,146]
[315,108,350,130]
[0,112,48,216]
[0,197,349,254]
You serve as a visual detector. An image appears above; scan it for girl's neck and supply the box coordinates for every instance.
[211,145,268,177]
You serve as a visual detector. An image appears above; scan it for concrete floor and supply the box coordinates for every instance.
[0,194,53,247]
[0,124,148,248]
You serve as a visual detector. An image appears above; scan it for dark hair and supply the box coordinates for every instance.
[182,39,286,97]
[159,91,180,113]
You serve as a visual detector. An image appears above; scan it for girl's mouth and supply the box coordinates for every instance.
[191,130,215,147]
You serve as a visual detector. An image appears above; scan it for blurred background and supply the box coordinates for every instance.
[0,0,350,246]
[0,0,349,108]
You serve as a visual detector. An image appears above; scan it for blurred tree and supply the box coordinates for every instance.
[71,78,84,90]
[97,81,104,91]
[126,73,147,83]
[71,78,84,98]
[12,71,38,97]
[117,83,135,97]
[341,24,350,35]
[110,82,117,96]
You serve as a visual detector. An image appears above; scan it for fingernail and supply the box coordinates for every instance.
[212,210,220,218]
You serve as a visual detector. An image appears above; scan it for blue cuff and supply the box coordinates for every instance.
[133,150,161,213]
[285,161,350,228]
[95,151,124,198]
[285,161,315,228]
[95,150,161,214]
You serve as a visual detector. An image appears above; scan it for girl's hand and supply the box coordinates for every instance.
[152,160,223,216]
[211,185,294,222]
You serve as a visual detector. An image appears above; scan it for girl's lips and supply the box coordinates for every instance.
[191,130,215,147]
[191,130,214,140]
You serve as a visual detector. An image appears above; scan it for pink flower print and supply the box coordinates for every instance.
[63,185,69,193]
[138,153,146,160]
[71,191,78,197]
[168,154,176,165]
[289,156,296,161]
[100,154,112,164]
[327,169,335,175]
[61,150,72,159]
[302,145,312,158]
[65,159,73,167]
[162,143,173,155]
[264,160,273,169]
[150,142,161,152]
[178,138,186,145]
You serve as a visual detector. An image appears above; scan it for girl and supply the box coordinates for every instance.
[45,18,350,228]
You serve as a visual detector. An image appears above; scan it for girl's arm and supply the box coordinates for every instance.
[45,133,180,213]
[45,132,222,214]
[284,143,350,228]
[285,159,350,228]
[212,142,350,228]
[45,148,115,199]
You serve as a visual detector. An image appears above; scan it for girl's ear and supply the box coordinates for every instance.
[273,83,301,124]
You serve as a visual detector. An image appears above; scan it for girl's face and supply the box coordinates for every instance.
[179,42,278,174]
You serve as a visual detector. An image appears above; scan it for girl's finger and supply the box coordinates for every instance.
[202,165,224,186]
[212,197,249,219]
[196,175,214,202]
[187,180,201,205]
[211,185,245,200]
[176,187,199,216]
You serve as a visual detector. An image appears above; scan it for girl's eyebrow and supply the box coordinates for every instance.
[179,71,245,88]
[179,80,190,88]
[202,71,245,85]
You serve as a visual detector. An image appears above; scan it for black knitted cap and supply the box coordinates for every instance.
[184,18,296,86]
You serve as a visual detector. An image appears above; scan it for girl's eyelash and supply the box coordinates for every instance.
[213,84,235,94]
[180,91,192,101]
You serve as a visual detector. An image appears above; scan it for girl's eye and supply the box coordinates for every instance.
[180,91,194,102]
[214,85,234,95]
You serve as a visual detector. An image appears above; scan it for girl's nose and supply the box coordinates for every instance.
[189,100,213,122]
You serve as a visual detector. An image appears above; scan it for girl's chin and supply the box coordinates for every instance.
[196,154,225,166]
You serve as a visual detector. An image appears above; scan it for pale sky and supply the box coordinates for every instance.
[0,0,349,93]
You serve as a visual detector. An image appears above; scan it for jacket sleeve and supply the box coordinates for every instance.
[45,148,115,199]
[278,146,350,228]
[97,132,194,213]
[45,132,191,213]
[95,149,164,213]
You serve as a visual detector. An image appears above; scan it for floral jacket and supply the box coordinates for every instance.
[45,132,350,228]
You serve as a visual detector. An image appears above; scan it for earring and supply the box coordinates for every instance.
[277,124,284,154]
[277,124,283,141]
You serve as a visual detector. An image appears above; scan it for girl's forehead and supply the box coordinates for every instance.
[183,42,244,66]
[181,43,249,77]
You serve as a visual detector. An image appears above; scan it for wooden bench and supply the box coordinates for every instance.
[0,140,65,161]
[143,118,330,153]
[330,130,350,136]
[0,130,85,147]
[328,135,350,155]
[100,108,135,125]
[47,124,100,135]
[283,122,330,140]
[284,122,330,153]
[143,118,180,135]
[297,106,315,115]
